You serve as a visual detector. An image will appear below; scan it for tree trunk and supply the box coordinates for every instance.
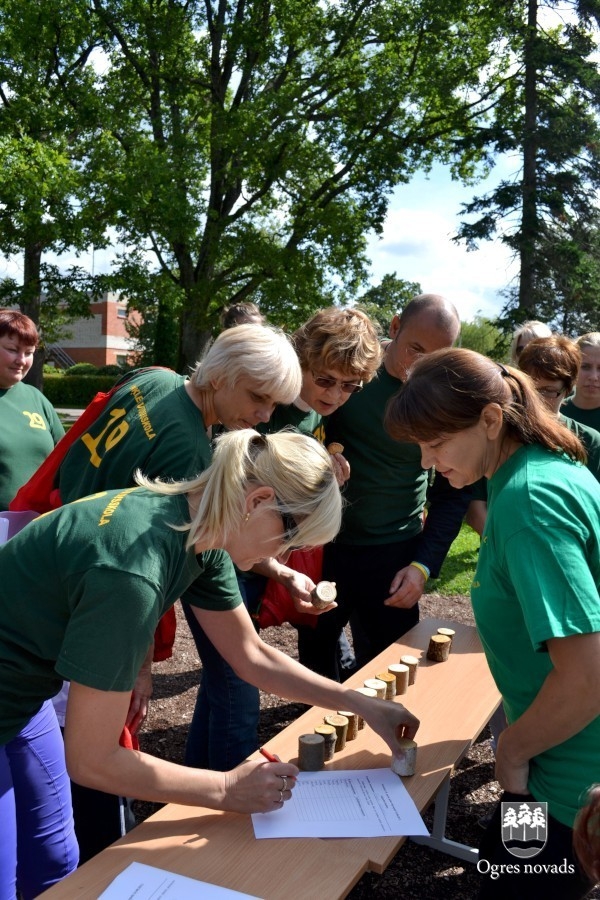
[179,310,213,373]
[518,0,538,312]
[153,296,180,370]
[21,240,44,390]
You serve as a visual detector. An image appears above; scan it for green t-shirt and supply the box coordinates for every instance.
[561,414,600,483]
[0,487,241,744]
[472,444,600,827]
[561,398,600,433]
[258,402,323,441]
[465,417,600,506]
[57,369,211,502]
[325,365,427,544]
[0,382,64,508]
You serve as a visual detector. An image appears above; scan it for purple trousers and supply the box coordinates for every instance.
[0,700,78,899]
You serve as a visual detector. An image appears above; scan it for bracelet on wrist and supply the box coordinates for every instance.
[410,561,430,581]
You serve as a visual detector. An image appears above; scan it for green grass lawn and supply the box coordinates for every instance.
[426,523,480,596]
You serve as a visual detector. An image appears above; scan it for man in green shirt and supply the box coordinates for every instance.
[298,294,470,680]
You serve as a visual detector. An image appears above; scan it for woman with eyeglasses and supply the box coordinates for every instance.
[183,307,382,770]
[519,335,600,482]
[0,429,420,898]
[254,306,382,602]
[386,348,600,899]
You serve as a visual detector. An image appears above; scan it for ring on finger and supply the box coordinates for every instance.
[278,789,284,803]
[280,775,288,792]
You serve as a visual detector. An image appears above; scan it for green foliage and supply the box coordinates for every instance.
[0,2,108,331]
[64,362,98,376]
[357,275,422,335]
[426,523,480,596]
[12,0,600,369]
[81,0,513,367]
[456,2,600,333]
[96,364,126,376]
[43,374,117,406]
[459,316,508,361]
[95,264,184,369]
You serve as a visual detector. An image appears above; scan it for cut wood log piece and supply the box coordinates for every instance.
[310,580,337,609]
[427,634,451,662]
[391,738,418,777]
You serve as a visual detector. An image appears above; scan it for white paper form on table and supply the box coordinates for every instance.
[98,862,261,899]
[252,768,428,839]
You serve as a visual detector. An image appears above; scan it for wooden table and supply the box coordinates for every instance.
[42,617,500,899]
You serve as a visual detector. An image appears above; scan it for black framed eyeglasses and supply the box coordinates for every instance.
[311,371,363,394]
[276,498,299,544]
[535,386,565,399]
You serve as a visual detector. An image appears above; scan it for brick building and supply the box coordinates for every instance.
[55,292,140,367]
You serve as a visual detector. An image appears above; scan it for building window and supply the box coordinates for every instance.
[117,306,128,318]
[116,354,128,367]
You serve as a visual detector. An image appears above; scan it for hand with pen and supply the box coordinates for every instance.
[220,748,298,814]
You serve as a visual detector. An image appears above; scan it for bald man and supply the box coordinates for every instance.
[298,294,470,680]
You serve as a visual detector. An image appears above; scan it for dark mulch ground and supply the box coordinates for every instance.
[134,597,599,899]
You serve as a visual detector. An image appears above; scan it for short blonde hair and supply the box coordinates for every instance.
[138,429,343,552]
[509,320,552,364]
[576,332,600,352]
[293,307,382,383]
[190,324,301,405]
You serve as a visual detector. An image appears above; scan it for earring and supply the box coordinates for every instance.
[244,512,250,523]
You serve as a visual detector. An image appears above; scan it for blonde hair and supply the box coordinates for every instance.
[190,324,301,405]
[576,332,600,352]
[509,320,552,364]
[293,307,382,383]
[137,429,342,551]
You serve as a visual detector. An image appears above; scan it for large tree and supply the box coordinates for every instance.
[81,0,513,369]
[456,0,600,334]
[0,1,108,383]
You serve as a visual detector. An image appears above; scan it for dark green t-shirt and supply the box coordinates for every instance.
[57,369,211,502]
[0,382,64,508]
[325,366,427,544]
[258,403,323,442]
[0,487,241,743]
[561,398,600,433]
[473,444,600,827]
[561,414,600,483]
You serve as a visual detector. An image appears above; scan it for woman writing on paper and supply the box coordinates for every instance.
[0,430,419,898]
